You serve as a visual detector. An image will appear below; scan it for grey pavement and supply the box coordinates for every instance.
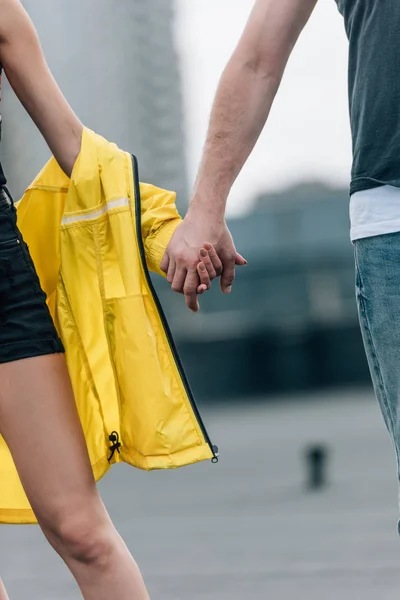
[2,388,400,599]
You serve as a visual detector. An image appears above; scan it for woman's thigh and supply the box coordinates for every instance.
[0,354,100,528]
[0,189,100,527]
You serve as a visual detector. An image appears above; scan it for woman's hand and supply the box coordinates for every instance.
[161,213,247,312]
[178,244,224,313]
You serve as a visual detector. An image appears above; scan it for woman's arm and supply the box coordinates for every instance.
[0,0,83,177]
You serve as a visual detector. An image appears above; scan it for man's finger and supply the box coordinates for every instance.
[220,254,236,294]
[160,251,169,274]
[184,269,200,312]
[167,258,176,284]
[202,243,222,276]
[235,252,247,266]
[171,266,187,294]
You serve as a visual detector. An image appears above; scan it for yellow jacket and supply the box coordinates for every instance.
[0,128,217,525]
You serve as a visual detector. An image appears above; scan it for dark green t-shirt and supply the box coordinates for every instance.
[336,0,400,195]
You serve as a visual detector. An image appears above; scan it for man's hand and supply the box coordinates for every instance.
[161,208,247,312]
[165,0,317,312]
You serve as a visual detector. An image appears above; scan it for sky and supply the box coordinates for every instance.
[175,0,351,216]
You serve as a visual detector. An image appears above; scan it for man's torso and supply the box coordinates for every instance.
[334,0,400,240]
[336,0,400,195]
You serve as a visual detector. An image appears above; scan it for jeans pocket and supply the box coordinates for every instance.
[17,239,47,299]
[0,237,20,250]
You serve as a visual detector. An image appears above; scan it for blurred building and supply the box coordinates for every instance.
[2,0,188,210]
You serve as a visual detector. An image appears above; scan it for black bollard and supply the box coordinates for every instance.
[305,444,329,490]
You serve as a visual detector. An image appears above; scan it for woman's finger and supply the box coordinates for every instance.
[203,243,223,276]
[197,261,211,293]
[199,248,217,279]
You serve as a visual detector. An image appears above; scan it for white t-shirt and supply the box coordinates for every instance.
[350,185,400,241]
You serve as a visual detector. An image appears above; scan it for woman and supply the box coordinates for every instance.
[0,1,218,598]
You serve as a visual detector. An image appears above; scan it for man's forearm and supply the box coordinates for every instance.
[191,56,280,218]
[189,0,318,219]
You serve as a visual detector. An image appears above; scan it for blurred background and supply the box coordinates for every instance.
[2,1,400,599]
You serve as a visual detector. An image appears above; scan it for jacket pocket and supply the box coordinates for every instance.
[104,295,204,465]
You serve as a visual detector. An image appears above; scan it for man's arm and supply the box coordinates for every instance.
[162,0,318,310]
[192,0,318,216]
[0,0,83,177]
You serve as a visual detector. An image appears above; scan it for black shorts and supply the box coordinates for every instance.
[0,187,64,363]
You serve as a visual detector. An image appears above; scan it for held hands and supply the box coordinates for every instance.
[161,212,247,312]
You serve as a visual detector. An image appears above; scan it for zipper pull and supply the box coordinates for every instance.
[108,431,122,463]
[211,445,219,464]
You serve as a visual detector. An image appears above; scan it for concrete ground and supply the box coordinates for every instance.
[2,388,400,599]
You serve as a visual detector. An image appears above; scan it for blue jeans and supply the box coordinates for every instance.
[355,233,400,530]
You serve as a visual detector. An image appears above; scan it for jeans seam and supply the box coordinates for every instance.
[355,244,400,469]
[17,237,45,297]
[0,336,62,349]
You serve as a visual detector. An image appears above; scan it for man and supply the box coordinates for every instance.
[163,0,400,529]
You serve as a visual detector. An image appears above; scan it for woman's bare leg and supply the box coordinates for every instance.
[0,354,149,600]
[0,578,9,600]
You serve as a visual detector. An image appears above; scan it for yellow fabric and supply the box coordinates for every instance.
[0,128,214,524]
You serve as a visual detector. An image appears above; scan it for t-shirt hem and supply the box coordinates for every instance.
[350,218,400,242]
[350,177,400,196]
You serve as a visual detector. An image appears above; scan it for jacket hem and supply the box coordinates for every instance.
[121,442,213,471]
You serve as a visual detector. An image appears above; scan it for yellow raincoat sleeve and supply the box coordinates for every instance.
[139,182,181,276]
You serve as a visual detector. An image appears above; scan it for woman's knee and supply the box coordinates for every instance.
[41,509,116,566]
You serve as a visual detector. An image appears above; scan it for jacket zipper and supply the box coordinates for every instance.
[131,154,218,463]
